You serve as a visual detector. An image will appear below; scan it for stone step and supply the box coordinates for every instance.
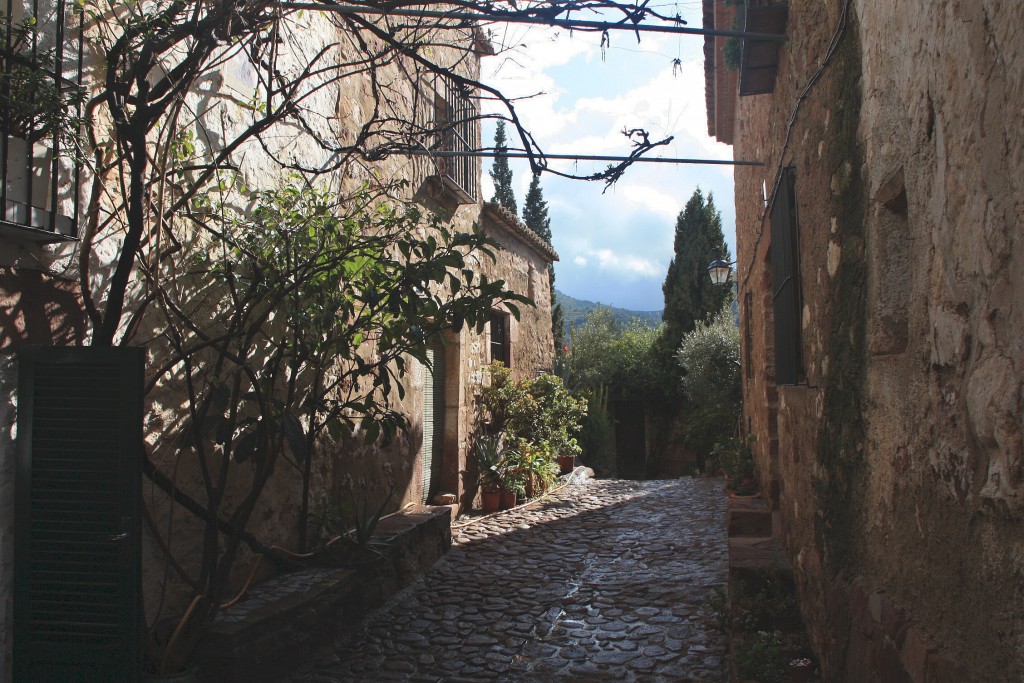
[728,535,792,584]
[726,495,772,538]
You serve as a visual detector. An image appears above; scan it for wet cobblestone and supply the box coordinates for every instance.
[288,478,728,682]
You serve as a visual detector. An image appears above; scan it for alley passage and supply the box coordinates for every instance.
[291,478,728,682]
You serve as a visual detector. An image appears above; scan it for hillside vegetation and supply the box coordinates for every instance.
[555,290,662,340]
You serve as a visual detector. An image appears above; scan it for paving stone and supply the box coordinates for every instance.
[284,478,728,683]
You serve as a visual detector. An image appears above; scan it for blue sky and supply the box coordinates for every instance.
[479,4,735,312]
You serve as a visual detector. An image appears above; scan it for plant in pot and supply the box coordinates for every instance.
[473,434,505,513]
[513,439,559,499]
[714,434,758,497]
[498,464,525,509]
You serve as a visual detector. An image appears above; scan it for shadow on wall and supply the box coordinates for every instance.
[0,267,87,351]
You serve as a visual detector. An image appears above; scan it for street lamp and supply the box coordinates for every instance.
[707,259,734,285]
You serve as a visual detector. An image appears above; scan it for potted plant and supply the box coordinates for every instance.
[473,435,505,512]
[512,439,559,499]
[499,460,525,509]
[714,434,758,497]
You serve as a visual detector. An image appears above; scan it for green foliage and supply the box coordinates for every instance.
[489,121,517,215]
[522,172,551,243]
[0,14,84,146]
[708,585,731,633]
[556,289,662,339]
[481,363,586,460]
[149,181,531,670]
[723,15,744,71]
[564,307,662,398]
[552,301,566,359]
[731,568,800,632]
[504,439,559,494]
[473,434,509,491]
[723,37,742,71]
[661,189,731,349]
[734,631,789,682]
[677,306,741,460]
[713,435,756,493]
[580,384,616,475]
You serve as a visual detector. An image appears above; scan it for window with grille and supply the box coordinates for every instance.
[431,73,479,203]
[0,0,83,241]
[770,167,802,385]
[489,311,510,368]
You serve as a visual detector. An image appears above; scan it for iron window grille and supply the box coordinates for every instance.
[430,73,479,203]
[0,0,83,242]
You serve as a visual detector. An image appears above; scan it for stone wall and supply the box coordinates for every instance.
[729,0,1024,680]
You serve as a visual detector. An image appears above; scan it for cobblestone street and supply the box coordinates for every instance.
[289,477,728,682]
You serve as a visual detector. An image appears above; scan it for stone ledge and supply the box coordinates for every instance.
[199,505,452,682]
[726,495,772,538]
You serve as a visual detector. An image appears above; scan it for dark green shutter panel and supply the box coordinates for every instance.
[15,346,144,682]
[421,339,445,505]
[771,167,802,385]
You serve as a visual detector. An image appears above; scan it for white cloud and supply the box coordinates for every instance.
[478,8,735,310]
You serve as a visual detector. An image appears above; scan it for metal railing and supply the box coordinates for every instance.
[0,0,82,241]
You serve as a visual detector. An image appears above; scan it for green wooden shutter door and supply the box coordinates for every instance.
[421,339,445,505]
[15,346,144,681]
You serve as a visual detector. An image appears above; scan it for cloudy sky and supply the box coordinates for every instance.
[478,4,736,312]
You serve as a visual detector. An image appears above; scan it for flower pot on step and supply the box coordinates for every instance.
[481,491,500,513]
[499,490,517,509]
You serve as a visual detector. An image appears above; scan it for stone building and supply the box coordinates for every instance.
[0,3,555,675]
[706,0,1024,679]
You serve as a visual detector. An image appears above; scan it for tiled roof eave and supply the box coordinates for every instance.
[481,202,559,263]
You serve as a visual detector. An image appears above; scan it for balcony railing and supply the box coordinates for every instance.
[0,0,83,242]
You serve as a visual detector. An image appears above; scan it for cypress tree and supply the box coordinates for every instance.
[522,172,551,242]
[522,171,562,356]
[661,188,731,351]
[489,121,517,215]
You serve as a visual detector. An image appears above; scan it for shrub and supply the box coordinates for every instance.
[677,306,741,461]
[580,385,615,475]
[481,362,586,460]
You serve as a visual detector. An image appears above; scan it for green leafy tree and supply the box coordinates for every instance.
[142,182,529,670]
[677,305,742,462]
[489,120,517,215]
[563,308,663,473]
[661,188,731,349]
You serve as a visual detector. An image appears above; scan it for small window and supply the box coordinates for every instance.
[489,311,510,367]
[770,167,803,385]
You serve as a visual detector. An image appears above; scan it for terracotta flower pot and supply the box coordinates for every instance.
[557,454,575,474]
[499,490,517,509]
[481,491,500,512]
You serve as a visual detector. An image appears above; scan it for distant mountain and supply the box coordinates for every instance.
[555,290,662,338]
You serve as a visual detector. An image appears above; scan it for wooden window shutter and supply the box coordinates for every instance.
[770,167,803,385]
[15,346,144,681]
